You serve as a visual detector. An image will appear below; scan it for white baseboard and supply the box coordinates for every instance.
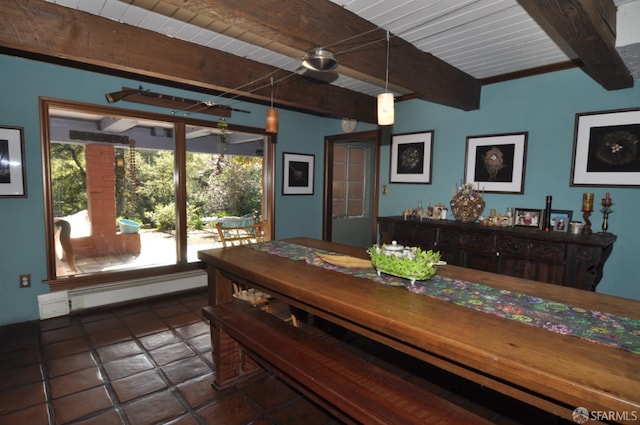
[37,270,207,320]
[38,290,70,320]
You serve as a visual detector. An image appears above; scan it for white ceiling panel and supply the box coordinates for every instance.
[42,0,637,101]
[100,0,129,21]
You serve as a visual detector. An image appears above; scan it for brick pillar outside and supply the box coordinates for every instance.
[69,144,140,259]
[85,144,117,240]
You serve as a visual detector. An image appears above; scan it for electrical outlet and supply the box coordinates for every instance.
[19,274,31,288]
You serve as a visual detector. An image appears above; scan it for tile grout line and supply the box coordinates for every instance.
[125,303,210,424]
[77,312,132,425]
[36,323,56,425]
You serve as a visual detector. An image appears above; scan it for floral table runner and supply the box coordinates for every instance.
[248,241,640,354]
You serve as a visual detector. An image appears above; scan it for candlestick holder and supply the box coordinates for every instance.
[601,198,614,233]
[581,210,593,234]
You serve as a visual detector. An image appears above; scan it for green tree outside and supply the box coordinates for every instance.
[51,143,262,230]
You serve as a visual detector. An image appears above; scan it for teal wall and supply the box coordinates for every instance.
[0,54,343,325]
[379,69,640,301]
[0,53,638,326]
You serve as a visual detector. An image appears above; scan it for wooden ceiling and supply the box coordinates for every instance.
[0,0,634,123]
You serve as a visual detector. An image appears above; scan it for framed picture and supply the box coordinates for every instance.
[283,152,314,195]
[464,132,528,193]
[390,131,434,184]
[0,126,26,197]
[571,108,640,186]
[514,208,542,228]
[549,209,572,232]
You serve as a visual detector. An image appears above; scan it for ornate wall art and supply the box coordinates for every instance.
[390,131,434,184]
[571,108,640,186]
[464,132,528,194]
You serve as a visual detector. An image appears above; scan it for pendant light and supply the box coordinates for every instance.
[377,31,394,126]
[266,77,278,133]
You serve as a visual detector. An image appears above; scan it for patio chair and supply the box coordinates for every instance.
[215,220,265,247]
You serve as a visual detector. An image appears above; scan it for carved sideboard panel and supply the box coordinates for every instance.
[496,236,565,263]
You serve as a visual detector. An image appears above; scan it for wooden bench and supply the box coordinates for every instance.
[202,300,492,425]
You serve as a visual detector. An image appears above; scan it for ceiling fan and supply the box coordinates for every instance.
[296,47,340,83]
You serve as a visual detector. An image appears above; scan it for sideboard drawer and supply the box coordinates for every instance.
[497,236,565,263]
[387,221,437,250]
[439,228,494,251]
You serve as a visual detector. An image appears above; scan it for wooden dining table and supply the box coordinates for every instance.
[198,237,640,424]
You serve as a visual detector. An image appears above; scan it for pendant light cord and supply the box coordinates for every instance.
[385,30,390,92]
[174,26,401,114]
[270,77,274,108]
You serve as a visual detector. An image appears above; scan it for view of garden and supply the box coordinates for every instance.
[51,142,263,275]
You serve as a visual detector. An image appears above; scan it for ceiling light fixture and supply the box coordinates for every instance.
[377,31,394,126]
[302,47,339,72]
[266,77,278,133]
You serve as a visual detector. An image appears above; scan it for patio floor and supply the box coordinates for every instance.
[57,229,224,276]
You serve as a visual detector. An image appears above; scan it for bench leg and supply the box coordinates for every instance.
[212,323,263,390]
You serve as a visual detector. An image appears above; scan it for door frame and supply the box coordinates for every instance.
[323,130,381,243]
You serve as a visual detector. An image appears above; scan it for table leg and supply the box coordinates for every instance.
[207,264,233,306]
[211,322,261,389]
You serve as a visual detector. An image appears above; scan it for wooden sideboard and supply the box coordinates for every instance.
[378,216,616,291]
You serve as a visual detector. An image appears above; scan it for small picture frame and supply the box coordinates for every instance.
[0,126,27,197]
[390,131,434,184]
[283,152,314,195]
[571,107,640,186]
[464,132,528,193]
[550,209,572,232]
[514,208,542,228]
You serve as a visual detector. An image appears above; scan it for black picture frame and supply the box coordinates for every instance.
[464,132,528,193]
[0,126,27,197]
[390,131,434,184]
[282,152,314,195]
[514,208,542,228]
[571,107,640,186]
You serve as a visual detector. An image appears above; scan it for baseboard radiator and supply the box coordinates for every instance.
[38,270,207,320]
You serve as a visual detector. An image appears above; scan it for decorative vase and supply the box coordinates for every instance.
[450,184,485,222]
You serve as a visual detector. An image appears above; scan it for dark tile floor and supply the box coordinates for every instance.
[0,289,571,425]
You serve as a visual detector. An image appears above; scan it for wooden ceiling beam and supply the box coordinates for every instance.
[0,0,377,122]
[150,0,482,111]
[519,0,633,90]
